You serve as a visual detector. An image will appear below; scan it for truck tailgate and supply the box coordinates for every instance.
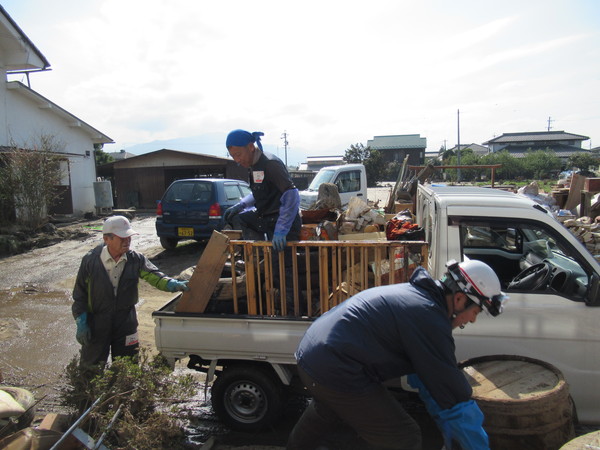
[153,297,312,365]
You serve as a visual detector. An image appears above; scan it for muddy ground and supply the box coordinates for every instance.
[0,212,446,449]
[1,210,595,449]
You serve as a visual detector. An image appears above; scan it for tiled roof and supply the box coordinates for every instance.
[495,143,592,158]
[483,131,589,145]
[306,155,345,162]
[448,143,489,154]
[367,134,427,150]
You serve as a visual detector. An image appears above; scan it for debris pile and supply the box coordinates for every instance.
[339,197,386,234]
[562,216,600,262]
[301,188,392,241]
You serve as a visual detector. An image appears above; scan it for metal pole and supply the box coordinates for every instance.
[457,109,461,183]
[281,131,289,166]
[50,395,103,450]
[94,405,123,449]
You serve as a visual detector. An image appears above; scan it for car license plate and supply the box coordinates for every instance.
[178,227,194,237]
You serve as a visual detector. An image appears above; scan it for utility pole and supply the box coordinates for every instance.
[457,109,461,183]
[547,116,554,132]
[281,131,289,166]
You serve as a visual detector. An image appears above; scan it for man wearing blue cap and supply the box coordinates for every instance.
[224,129,302,314]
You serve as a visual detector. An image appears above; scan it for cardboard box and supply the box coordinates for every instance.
[394,202,414,213]
[338,231,387,241]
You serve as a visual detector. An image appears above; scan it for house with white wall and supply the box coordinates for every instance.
[0,5,113,217]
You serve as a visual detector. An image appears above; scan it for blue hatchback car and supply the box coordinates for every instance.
[155,178,251,249]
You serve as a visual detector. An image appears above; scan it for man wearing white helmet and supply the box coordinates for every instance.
[287,259,507,450]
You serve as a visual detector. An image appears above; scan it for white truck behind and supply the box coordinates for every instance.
[299,163,367,209]
[153,184,600,431]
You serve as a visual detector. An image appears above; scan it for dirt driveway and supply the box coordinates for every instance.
[0,213,440,449]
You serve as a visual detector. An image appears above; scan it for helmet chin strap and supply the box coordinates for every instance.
[451,297,469,329]
[451,312,466,329]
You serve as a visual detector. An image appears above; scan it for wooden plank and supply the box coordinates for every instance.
[319,247,329,314]
[175,231,230,313]
[292,245,299,317]
[305,246,313,316]
[564,173,586,211]
[230,242,239,314]
[245,243,257,315]
[277,250,287,315]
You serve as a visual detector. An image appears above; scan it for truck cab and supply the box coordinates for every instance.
[416,184,600,424]
[299,163,367,209]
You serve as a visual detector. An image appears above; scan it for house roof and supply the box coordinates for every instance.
[495,143,592,158]
[106,148,232,168]
[448,143,489,154]
[483,131,589,145]
[306,155,345,163]
[108,150,136,160]
[0,5,50,72]
[367,134,427,150]
[7,81,113,144]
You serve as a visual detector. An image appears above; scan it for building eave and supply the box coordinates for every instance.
[0,5,51,72]
[7,81,113,144]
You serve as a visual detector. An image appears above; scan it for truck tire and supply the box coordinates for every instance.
[211,366,284,431]
[160,237,178,250]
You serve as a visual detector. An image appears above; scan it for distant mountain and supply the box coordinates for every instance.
[122,133,309,168]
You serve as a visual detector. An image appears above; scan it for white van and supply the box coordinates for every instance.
[299,163,367,209]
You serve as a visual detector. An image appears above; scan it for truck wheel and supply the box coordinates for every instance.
[160,237,178,250]
[211,366,284,431]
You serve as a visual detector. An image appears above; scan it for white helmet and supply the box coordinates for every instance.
[443,259,508,316]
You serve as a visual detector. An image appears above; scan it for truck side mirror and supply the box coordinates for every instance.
[586,273,600,306]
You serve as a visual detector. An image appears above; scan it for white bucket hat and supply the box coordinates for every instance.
[102,216,138,238]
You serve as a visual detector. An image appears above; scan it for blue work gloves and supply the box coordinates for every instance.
[272,189,299,252]
[437,400,489,450]
[166,279,190,292]
[272,232,287,252]
[408,374,489,450]
[223,202,245,224]
[75,312,91,346]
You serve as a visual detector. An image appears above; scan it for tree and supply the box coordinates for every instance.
[567,153,599,173]
[95,147,114,166]
[363,150,386,186]
[0,135,66,229]
[522,149,562,179]
[480,151,524,181]
[344,143,371,164]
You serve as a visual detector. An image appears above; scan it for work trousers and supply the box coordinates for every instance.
[80,307,139,368]
[287,367,421,450]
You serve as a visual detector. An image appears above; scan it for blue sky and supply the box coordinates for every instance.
[4,0,600,166]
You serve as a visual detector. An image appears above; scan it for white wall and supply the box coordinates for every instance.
[2,84,98,215]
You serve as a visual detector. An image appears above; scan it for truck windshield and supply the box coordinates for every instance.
[307,170,335,191]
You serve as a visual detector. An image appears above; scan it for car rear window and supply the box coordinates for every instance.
[164,181,213,202]
[224,184,243,201]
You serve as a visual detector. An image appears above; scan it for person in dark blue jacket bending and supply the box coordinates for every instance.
[224,129,301,314]
[287,259,508,450]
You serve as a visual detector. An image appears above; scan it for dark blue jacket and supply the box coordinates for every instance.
[295,266,473,410]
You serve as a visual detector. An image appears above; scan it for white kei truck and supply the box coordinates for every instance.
[298,163,368,210]
[153,184,600,431]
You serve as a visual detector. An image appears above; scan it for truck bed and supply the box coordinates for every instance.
[153,295,313,366]
[154,239,428,366]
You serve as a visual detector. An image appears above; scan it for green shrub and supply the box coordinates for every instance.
[60,350,196,449]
